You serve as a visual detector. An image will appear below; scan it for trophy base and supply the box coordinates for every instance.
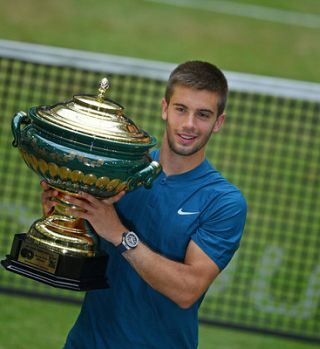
[1,233,108,291]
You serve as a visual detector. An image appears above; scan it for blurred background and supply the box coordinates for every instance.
[0,1,319,348]
[1,0,320,81]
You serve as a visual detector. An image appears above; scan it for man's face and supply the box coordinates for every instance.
[161,85,225,158]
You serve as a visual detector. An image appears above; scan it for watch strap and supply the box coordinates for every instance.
[116,240,129,254]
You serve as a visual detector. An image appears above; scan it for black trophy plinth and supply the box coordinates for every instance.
[1,233,108,291]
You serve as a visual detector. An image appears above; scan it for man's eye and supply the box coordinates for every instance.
[198,113,210,118]
[176,107,185,112]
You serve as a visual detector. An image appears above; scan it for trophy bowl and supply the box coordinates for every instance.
[1,78,161,291]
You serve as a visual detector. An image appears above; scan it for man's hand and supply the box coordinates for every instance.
[64,191,127,246]
[40,180,59,216]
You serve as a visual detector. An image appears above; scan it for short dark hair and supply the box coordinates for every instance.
[165,61,228,116]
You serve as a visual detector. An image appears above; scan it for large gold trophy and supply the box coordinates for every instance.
[1,78,161,291]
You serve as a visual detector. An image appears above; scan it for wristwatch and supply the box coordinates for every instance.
[116,231,139,254]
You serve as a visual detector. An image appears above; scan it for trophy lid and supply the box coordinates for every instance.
[35,78,154,145]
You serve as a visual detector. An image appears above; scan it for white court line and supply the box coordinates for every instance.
[146,0,320,28]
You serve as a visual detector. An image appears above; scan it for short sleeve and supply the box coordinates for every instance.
[191,190,247,270]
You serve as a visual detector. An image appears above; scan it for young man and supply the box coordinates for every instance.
[42,61,247,348]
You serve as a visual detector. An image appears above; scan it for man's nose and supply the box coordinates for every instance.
[182,113,195,129]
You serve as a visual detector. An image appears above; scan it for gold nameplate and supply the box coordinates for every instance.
[18,241,59,274]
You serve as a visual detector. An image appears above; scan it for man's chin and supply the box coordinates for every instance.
[169,144,199,157]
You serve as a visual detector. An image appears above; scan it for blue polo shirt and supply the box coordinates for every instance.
[64,149,247,349]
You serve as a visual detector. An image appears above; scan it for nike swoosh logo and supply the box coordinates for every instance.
[178,208,200,216]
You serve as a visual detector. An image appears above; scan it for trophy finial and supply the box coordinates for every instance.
[97,78,109,102]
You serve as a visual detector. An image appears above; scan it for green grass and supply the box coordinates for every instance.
[0,0,319,82]
[0,293,318,349]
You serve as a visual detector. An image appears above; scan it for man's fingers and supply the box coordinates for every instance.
[78,190,125,205]
[65,208,90,220]
[78,191,100,205]
[64,195,95,212]
[40,180,59,196]
[102,191,126,205]
[40,180,50,190]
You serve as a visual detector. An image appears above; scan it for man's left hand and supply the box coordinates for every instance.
[64,191,126,246]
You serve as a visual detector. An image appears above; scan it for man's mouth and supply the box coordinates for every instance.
[177,133,197,144]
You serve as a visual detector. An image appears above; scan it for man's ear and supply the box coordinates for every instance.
[212,113,225,133]
[161,98,168,121]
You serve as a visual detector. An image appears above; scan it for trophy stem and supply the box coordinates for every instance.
[52,190,85,218]
[22,190,98,257]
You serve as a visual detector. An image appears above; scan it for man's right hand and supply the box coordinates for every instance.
[40,180,59,216]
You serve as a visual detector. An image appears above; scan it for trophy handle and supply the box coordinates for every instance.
[12,111,30,147]
[128,161,161,190]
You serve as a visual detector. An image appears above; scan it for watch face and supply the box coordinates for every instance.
[125,232,139,248]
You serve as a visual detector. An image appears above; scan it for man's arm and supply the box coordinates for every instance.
[123,239,220,308]
[63,191,220,309]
